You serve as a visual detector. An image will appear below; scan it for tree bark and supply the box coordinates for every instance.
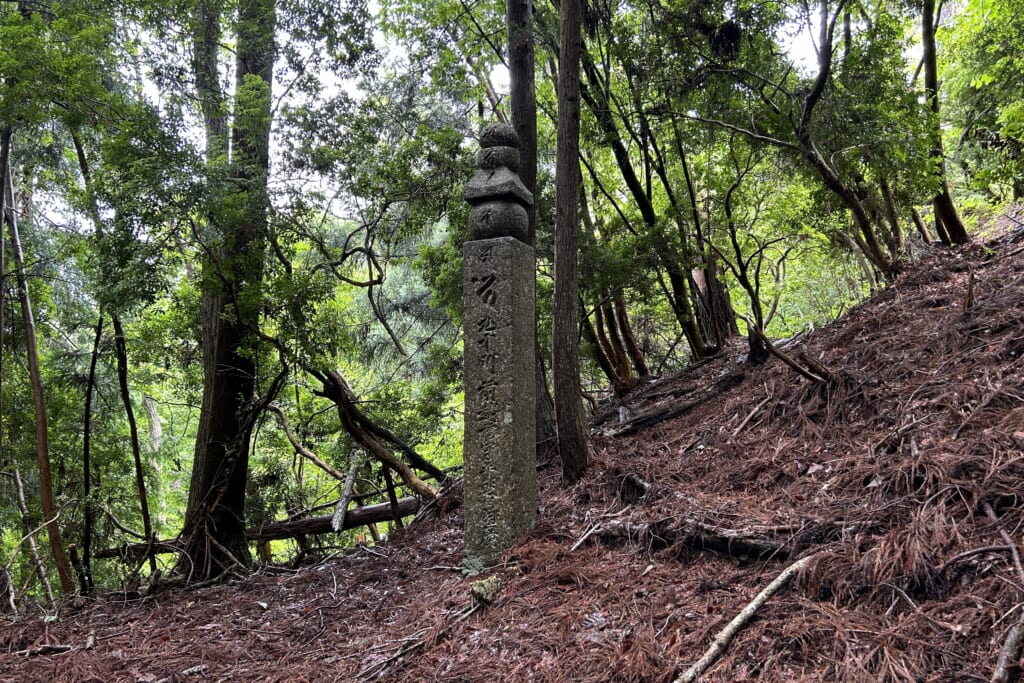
[921,0,969,245]
[911,207,933,244]
[600,298,632,386]
[191,0,229,160]
[613,291,649,378]
[98,499,420,560]
[590,301,631,396]
[180,0,276,579]
[250,498,420,541]
[143,395,163,453]
[112,315,156,573]
[81,313,103,593]
[2,130,76,595]
[9,465,54,602]
[581,309,619,391]
[506,0,558,453]
[553,0,590,484]
[879,178,906,257]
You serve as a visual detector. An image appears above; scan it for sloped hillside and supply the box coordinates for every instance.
[3,222,1024,682]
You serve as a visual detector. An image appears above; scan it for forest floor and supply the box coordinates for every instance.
[4,210,1024,682]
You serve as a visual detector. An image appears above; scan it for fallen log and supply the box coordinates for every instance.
[252,497,419,542]
[95,498,419,560]
[94,540,183,561]
[606,372,745,437]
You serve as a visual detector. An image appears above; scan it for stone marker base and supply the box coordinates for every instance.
[462,237,537,571]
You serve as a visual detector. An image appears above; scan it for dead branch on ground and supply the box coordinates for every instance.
[96,499,419,560]
[606,372,745,437]
[745,318,843,386]
[358,603,481,680]
[983,501,1024,683]
[675,553,819,683]
[332,455,363,531]
[312,368,438,499]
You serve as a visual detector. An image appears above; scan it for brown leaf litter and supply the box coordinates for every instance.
[3,224,1024,682]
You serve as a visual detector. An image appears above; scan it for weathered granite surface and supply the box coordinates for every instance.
[462,123,537,571]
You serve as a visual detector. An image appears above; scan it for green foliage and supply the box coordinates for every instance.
[944,0,1024,198]
[1,0,1017,595]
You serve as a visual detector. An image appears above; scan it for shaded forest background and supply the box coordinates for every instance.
[1,0,1023,602]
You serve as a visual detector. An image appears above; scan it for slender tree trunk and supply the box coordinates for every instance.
[600,298,633,388]
[142,395,163,453]
[664,266,708,360]
[142,394,165,526]
[72,126,158,579]
[81,313,103,593]
[922,0,969,245]
[592,301,631,396]
[553,0,589,484]
[112,316,156,573]
[581,308,619,391]
[507,0,557,452]
[508,0,536,248]
[11,465,53,603]
[795,0,896,278]
[911,207,932,244]
[579,54,711,356]
[2,132,76,595]
[879,178,906,257]
[192,0,229,159]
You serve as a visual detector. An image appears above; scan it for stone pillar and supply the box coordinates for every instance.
[462,124,537,572]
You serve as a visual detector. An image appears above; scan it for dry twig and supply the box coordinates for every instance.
[675,553,818,683]
[744,318,825,385]
[983,502,1024,683]
[733,394,772,437]
[357,603,480,680]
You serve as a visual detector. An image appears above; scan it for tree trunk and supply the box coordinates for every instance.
[112,315,156,573]
[590,301,632,396]
[879,178,906,258]
[578,53,711,357]
[81,313,103,593]
[795,0,896,278]
[2,130,76,595]
[553,0,590,484]
[507,0,557,453]
[911,207,933,244]
[180,0,275,580]
[600,298,633,388]
[922,0,969,245]
[191,0,229,159]
[142,395,163,453]
[612,294,648,378]
[534,350,558,452]
[581,308,619,392]
[10,466,54,603]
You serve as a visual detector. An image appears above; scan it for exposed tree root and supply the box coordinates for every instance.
[571,515,860,562]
